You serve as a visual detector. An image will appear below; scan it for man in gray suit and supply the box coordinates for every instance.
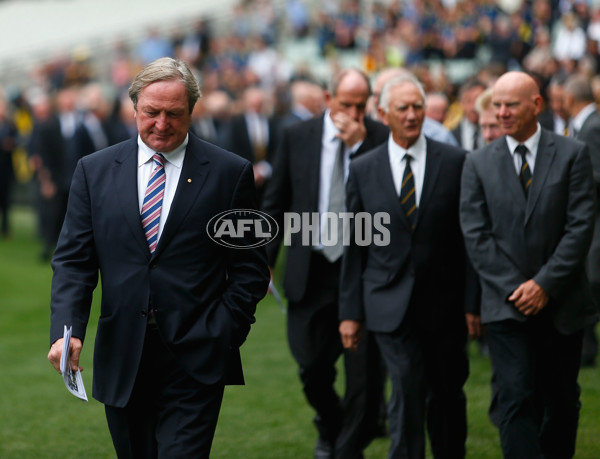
[340,73,476,459]
[564,73,600,367]
[460,71,598,458]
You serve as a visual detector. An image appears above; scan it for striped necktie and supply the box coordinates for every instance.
[400,153,417,230]
[515,144,532,196]
[141,153,166,253]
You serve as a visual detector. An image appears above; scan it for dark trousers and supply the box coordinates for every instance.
[486,317,583,459]
[375,309,468,459]
[287,252,384,458]
[105,325,225,459]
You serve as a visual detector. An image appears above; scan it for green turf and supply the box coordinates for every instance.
[1,206,599,458]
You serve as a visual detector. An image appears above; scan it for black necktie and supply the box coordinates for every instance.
[400,154,417,230]
[515,144,532,196]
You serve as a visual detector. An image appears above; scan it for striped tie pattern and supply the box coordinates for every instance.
[141,153,166,253]
[400,153,417,230]
[515,144,532,196]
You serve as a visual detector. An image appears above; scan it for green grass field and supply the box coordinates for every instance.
[1,206,599,458]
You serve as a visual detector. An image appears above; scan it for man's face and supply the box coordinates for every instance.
[492,81,541,142]
[548,84,568,120]
[379,82,425,149]
[461,86,485,124]
[479,107,503,144]
[135,79,192,153]
[327,74,370,124]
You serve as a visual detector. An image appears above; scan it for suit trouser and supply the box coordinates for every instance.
[375,307,468,459]
[104,324,225,459]
[486,317,583,459]
[287,251,384,458]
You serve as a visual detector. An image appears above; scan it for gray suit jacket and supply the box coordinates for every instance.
[460,129,598,334]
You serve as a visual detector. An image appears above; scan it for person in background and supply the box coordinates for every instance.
[47,57,270,458]
[0,92,17,238]
[262,68,388,459]
[563,73,600,368]
[452,77,487,151]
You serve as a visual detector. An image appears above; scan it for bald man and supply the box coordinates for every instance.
[460,71,597,458]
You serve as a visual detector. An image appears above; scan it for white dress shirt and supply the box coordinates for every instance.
[506,123,541,176]
[388,133,427,206]
[317,110,362,248]
[137,135,187,244]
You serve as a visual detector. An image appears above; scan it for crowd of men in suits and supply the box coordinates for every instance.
[10,52,595,458]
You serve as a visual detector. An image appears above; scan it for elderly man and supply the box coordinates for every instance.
[48,57,270,458]
[339,73,475,459]
[460,71,597,458]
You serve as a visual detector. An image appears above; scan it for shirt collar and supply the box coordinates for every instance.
[505,123,541,155]
[389,133,426,161]
[323,109,339,144]
[572,103,596,132]
[137,134,188,168]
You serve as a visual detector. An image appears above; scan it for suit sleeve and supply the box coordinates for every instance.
[339,165,366,321]
[50,160,99,345]
[533,145,596,298]
[459,153,527,301]
[261,127,292,267]
[223,161,270,346]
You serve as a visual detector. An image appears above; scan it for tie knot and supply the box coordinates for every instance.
[403,153,413,163]
[515,144,528,159]
[153,153,165,167]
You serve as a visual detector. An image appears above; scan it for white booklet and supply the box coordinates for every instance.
[60,325,88,402]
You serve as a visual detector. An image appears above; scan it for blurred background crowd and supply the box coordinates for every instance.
[1,0,600,259]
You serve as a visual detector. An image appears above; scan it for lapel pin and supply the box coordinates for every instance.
[187,178,192,183]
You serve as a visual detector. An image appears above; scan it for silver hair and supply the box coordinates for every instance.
[128,57,201,113]
[378,74,426,113]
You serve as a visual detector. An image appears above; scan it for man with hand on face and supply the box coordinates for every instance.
[47,57,270,458]
[460,71,597,458]
[262,68,388,459]
[339,74,475,459]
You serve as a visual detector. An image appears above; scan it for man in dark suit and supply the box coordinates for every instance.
[564,73,600,367]
[452,77,487,151]
[47,58,270,458]
[460,71,598,458]
[225,86,279,204]
[262,68,389,459]
[339,74,474,459]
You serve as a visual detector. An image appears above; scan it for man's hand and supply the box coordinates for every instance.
[48,337,83,374]
[339,320,363,352]
[465,313,483,339]
[508,279,549,316]
[331,112,366,147]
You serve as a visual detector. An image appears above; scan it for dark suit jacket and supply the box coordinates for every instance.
[50,133,270,407]
[261,114,389,303]
[575,109,600,296]
[225,113,278,165]
[338,138,476,332]
[460,129,598,334]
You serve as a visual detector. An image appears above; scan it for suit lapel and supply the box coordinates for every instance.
[112,139,150,259]
[525,130,556,224]
[416,140,442,228]
[307,116,325,210]
[154,136,210,256]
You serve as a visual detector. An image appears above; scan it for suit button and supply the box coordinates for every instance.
[150,263,157,269]
[141,310,147,317]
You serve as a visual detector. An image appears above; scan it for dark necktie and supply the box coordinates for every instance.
[472,126,480,150]
[400,153,417,230]
[322,140,345,262]
[141,153,166,253]
[515,144,532,196]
